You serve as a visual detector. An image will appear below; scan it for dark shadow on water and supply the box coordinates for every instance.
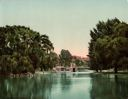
[0,74,54,99]
[90,74,128,99]
[0,73,73,99]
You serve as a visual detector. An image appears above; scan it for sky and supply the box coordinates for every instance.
[0,0,128,57]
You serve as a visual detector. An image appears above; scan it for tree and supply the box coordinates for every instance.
[89,18,128,73]
[48,52,59,69]
[40,52,59,71]
[75,59,85,67]
[59,49,72,67]
[0,25,54,74]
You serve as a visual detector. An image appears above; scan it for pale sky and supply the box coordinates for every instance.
[0,0,128,57]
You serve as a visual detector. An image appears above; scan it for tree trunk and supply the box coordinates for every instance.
[114,66,118,73]
[41,67,43,71]
[100,66,102,72]
[96,69,98,72]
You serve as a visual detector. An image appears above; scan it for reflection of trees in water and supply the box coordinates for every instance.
[90,74,128,99]
[72,73,90,78]
[0,74,55,99]
[60,73,72,91]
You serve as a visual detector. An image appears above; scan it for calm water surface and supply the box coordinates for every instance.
[0,72,128,99]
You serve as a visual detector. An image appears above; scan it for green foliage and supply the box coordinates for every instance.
[89,18,128,73]
[40,52,59,71]
[0,25,54,74]
[59,49,72,67]
[75,59,85,67]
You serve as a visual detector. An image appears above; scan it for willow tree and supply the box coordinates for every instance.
[0,25,54,74]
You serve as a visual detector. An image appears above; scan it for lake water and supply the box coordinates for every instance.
[0,72,128,99]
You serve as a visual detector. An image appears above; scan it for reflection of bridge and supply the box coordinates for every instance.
[53,66,90,72]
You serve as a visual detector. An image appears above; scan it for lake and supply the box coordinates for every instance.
[0,72,128,99]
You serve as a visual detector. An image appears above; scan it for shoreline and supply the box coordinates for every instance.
[91,71,128,75]
[0,72,34,78]
[0,71,50,78]
[0,70,128,78]
[35,71,50,75]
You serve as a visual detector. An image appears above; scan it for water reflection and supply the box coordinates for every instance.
[90,74,128,99]
[0,73,91,99]
[0,73,128,99]
[60,73,72,91]
[0,74,54,99]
